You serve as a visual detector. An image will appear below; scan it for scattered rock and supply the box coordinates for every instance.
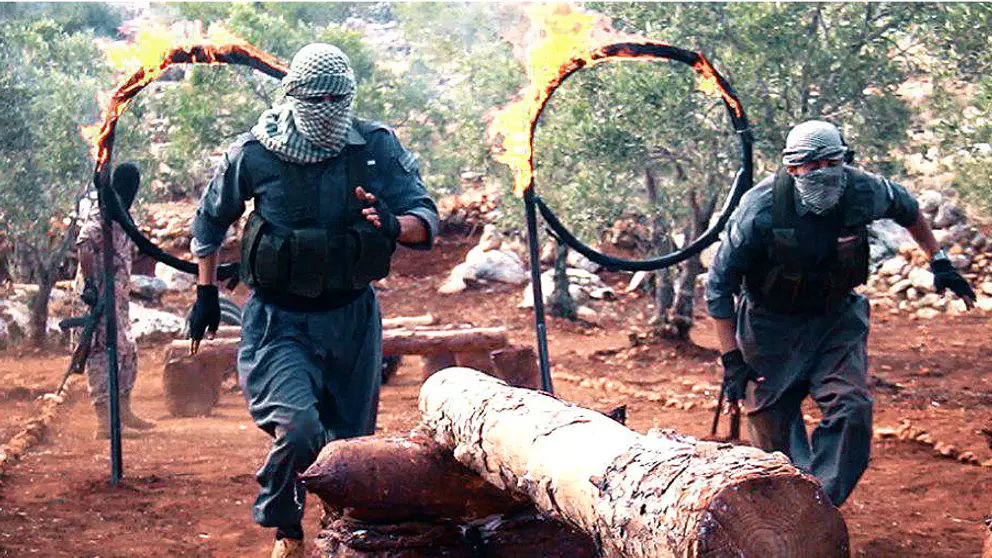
[129,302,184,343]
[130,275,168,302]
[155,261,195,291]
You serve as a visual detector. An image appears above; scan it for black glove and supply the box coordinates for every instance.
[370,198,401,241]
[720,349,756,402]
[187,285,220,353]
[931,256,976,307]
[81,278,99,307]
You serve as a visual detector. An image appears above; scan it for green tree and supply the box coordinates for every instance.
[915,4,992,212]
[522,3,928,339]
[0,19,126,346]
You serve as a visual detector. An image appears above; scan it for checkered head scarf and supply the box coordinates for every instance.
[781,120,847,166]
[252,44,357,164]
[782,120,849,214]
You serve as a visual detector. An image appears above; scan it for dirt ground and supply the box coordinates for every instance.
[1,236,991,557]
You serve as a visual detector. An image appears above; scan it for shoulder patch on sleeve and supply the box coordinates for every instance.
[398,151,418,174]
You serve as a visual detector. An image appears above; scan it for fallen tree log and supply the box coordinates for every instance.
[173,326,507,358]
[383,327,507,355]
[419,368,850,558]
[382,314,437,329]
[299,430,527,522]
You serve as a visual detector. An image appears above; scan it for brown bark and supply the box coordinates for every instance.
[179,326,508,358]
[419,368,850,558]
[383,327,508,356]
[549,238,577,320]
[382,314,437,329]
[299,430,527,523]
[983,519,992,558]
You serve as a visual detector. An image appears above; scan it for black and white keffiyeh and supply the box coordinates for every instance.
[252,43,357,164]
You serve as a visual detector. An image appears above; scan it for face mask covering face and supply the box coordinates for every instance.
[794,164,846,215]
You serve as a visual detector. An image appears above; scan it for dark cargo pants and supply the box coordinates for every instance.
[737,292,873,507]
[237,288,382,530]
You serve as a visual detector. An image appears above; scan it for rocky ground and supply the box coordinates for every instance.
[0,235,991,557]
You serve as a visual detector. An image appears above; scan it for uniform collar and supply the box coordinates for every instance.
[346,125,366,146]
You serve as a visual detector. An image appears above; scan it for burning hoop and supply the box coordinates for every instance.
[81,26,288,483]
[487,4,755,393]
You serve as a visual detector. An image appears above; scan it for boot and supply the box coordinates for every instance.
[94,402,111,440]
[93,402,141,439]
[120,394,155,430]
[270,538,304,558]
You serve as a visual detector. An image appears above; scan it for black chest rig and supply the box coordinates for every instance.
[744,167,870,315]
[240,124,395,307]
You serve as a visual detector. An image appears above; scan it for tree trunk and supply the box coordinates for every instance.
[983,518,992,558]
[669,189,719,340]
[29,271,54,348]
[645,168,675,328]
[419,368,850,558]
[549,238,577,320]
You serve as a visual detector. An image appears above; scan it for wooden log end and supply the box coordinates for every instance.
[697,474,849,558]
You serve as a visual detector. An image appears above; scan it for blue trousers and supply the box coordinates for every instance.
[237,288,382,530]
[737,293,873,507]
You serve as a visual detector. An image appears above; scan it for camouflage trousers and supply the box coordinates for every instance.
[86,317,138,406]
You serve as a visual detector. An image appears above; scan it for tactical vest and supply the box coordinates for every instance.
[744,167,870,315]
[239,119,396,301]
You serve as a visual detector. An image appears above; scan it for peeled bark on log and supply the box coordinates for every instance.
[419,368,850,558]
[383,327,507,355]
[299,430,527,522]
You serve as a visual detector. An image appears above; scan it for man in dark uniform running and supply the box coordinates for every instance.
[186,43,438,557]
[706,120,975,507]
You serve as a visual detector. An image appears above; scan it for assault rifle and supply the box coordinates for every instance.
[56,280,104,396]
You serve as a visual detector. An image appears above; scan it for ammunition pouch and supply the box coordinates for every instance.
[747,167,869,315]
[240,211,395,298]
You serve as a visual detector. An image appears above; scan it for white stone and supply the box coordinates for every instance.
[566,250,601,273]
[155,262,195,291]
[129,302,184,342]
[915,308,939,320]
[917,189,943,215]
[626,270,651,293]
[576,305,598,321]
[981,282,992,296]
[977,297,992,312]
[908,268,935,291]
[879,256,908,276]
[888,279,913,295]
[131,275,168,301]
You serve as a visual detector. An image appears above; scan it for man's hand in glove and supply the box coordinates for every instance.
[720,349,757,402]
[355,186,401,241]
[931,251,976,309]
[187,284,220,355]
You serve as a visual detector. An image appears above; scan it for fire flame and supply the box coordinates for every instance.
[80,22,287,170]
[487,3,742,197]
